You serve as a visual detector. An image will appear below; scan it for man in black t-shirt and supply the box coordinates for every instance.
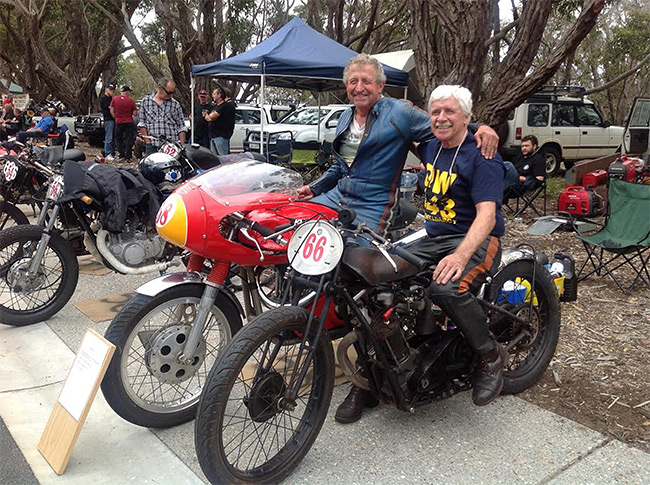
[100,84,116,160]
[193,89,213,148]
[504,134,545,198]
[206,86,236,155]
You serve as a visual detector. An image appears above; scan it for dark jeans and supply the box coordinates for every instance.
[407,234,502,355]
[115,122,137,159]
[17,130,48,144]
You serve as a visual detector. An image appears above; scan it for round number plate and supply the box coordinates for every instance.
[287,221,343,275]
[3,160,18,181]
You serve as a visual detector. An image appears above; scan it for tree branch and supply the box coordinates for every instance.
[584,51,650,95]
[485,18,520,47]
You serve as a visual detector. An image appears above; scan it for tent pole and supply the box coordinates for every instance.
[317,91,321,144]
[260,73,265,157]
[190,77,195,145]
[403,86,407,100]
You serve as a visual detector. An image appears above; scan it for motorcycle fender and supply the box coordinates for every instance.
[136,271,245,318]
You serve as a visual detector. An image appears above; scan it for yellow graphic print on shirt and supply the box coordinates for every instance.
[423,165,458,224]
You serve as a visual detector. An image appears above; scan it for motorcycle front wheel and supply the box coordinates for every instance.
[101,284,243,428]
[487,259,561,394]
[0,224,78,326]
[0,202,30,230]
[195,306,334,485]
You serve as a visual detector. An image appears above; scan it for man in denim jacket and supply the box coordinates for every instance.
[298,54,497,237]
[297,53,500,423]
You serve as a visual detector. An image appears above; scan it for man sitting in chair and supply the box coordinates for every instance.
[17,108,54,144]
[503,134,545,199]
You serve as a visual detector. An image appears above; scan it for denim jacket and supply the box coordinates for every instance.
[309,97,431,234]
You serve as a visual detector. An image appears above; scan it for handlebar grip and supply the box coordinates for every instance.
[389,245,429,271]
[250,220,275,238]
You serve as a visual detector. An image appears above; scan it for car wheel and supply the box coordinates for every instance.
[544,146,561,177]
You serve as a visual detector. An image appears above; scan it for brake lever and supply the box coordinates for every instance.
[240,227,265,261]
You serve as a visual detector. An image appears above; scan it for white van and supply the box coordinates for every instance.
[500,86,624,176]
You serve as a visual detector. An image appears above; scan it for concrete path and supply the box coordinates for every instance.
[2,270,649,484]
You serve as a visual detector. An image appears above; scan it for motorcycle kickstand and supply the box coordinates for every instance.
[178,284,220,365]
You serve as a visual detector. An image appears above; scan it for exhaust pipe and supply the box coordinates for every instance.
[336,330,370,390]
[95,229,179,275]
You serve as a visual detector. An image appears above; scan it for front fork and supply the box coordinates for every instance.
[178,256,230,365]
[28,201,59,274]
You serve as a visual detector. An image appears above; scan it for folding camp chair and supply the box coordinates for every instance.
[504,178,547,218]
[572,178,650,293]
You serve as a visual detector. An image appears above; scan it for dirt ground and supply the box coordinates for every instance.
[75,138,650,453]
[502,195,650,454]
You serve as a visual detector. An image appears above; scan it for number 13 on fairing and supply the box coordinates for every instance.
[287,221,344,275]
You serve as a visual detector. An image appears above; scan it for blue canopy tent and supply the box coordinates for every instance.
[190,17,409,148]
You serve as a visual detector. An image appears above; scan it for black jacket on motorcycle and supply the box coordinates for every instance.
[59,160,161,232]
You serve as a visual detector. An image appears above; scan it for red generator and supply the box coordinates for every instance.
[582,169,607,187]
[558,185,602,217]
[607,158,636,182]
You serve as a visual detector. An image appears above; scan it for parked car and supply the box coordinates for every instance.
[243,104,350,163]
[74,112,191,148]
[499,86,624,176]
[622,97,650,157]
[230,104,296,152]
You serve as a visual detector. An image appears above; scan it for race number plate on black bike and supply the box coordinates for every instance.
[287,220,343,275]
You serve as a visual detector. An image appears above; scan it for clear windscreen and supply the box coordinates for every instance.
[192,160,304,197]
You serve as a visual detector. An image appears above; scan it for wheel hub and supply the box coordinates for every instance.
[6,258,45,293]
[512,305,541,349]
[144,324,206,384]
[246,370,287,423]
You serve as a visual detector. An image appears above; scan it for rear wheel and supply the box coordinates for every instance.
[487,259,560,394]
[195,306,334,484]
[544,146,562,177]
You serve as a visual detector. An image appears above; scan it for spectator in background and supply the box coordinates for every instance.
[193,89,213,148]
[110,85,138,162]
[101,84,116,161]
[503,134,545,199]
[0,103,13,140]
[138,77,187,154]
[205,86,235,155]
[16,108,52,144]
[2,95,13,109]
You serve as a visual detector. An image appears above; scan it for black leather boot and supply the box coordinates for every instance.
[335,385,379,424]
[472,343,509,406]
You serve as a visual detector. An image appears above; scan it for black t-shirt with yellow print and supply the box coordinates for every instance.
[417,131,506,237]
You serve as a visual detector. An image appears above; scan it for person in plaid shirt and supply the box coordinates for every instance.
[138,77,187,154]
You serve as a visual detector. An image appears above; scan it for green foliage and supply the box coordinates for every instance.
[117,53,168,100]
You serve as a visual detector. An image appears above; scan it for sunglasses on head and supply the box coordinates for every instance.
[160,85,175,96]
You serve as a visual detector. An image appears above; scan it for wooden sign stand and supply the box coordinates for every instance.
[38,328,115,475]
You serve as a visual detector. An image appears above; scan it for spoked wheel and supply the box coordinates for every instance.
[487,259,560,393]
[101,284,243,428]
[0,224,78,326]
[0,202,29,230]
[195,306,334,485]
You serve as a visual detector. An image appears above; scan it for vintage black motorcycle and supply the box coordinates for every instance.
[0,140,85,230]
[0,138,246,326]
[194,209,562,484]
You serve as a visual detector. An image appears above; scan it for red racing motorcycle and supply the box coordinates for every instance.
[101,160,346,428]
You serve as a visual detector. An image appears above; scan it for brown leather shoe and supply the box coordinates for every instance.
[472,344,509,406]
[334,385,379,423]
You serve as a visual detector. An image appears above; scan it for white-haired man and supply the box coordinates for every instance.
[408,85,508,407]
[299,54,502,424]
